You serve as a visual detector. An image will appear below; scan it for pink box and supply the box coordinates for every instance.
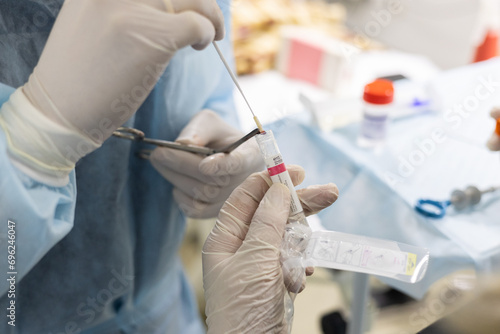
[276,26,359,94]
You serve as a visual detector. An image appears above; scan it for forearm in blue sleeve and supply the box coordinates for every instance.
[0,85,77,297]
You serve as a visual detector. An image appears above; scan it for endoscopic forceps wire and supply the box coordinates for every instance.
[112,127,261,156]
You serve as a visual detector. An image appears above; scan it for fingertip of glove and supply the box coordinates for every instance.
[287,165,305,185]
[214,19,225,41]
[491,107,500,119]
[298,183,339,216]
[212,1,225,41]
[487,134,500,151]
[214,31,225,42]
[320,183,340,206]
[327,183,340,199]
[287,164,305,173]
[172,11,215,51]
[192,41,212,51]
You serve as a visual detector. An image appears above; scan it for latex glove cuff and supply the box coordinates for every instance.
[0,88,100,186]
[487,107,500,151]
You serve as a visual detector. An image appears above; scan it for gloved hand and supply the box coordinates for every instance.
[486,107,500,151]
[150,109,263,219]
[203,165,339,334]
[0,0,224,186]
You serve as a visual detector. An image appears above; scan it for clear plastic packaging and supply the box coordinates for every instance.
[305,231,429,283]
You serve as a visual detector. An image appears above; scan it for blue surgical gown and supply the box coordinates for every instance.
[0,1,237,333]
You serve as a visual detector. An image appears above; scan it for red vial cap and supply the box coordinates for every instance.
[363,79,394,105]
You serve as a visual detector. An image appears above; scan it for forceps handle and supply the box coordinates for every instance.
[141,138,217,155]
[112,127,216,155]
[113,127,260,156]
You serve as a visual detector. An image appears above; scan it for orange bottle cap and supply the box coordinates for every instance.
[363,79,394,105]
[473,29,499,63]
[496,119,500,136]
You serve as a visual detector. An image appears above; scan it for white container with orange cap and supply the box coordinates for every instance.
[358,79,395,148]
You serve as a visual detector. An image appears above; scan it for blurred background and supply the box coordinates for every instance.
[232,0,486,74]
[181,1,500,333]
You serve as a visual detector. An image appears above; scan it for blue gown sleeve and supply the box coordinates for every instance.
[0,83,77,297]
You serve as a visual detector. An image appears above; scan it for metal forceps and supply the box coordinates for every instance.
[113,127,261,157]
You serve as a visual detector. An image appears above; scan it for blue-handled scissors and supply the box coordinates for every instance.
[415,185,499,219]
[415,199,451,219]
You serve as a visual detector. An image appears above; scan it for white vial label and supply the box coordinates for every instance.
[264,155,302,215]
[361,113,388,140]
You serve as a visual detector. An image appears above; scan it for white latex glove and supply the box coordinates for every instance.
[486,107,500,151]
[150,109,263,219]
[203,166,339,334]
[0,0,224,186]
